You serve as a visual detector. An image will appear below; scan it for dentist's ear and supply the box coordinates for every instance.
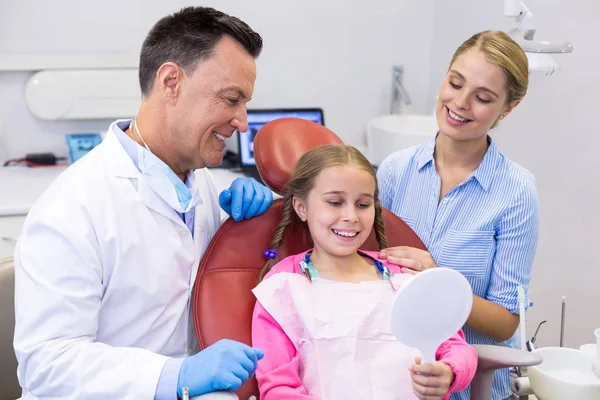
[292,196,307,221]
[156,62,183,104]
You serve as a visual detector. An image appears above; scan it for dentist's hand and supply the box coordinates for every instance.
[177,339,264,397]
[410,356,455,399]
[219,177,273,222]
[379,246,437,275]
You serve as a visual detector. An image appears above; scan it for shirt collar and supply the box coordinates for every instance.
[112,119,141,172]
[416,133,501,192]
[471,137,501,192]
[416,134,437,171]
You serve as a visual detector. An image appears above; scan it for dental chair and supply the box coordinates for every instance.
[0,257,21,400]
[191,118,542,400]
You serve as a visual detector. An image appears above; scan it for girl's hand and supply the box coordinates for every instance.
[409,357,454,399]
[379,246,437,275]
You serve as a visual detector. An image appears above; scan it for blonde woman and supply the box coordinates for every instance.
[378,31,539,400]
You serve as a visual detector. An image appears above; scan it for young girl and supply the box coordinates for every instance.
[251,144,477,400]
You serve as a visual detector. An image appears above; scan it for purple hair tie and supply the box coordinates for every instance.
[264,249,277,259]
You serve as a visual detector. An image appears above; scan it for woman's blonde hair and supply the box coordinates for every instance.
[450,30,529,127]
[258,144,387,281]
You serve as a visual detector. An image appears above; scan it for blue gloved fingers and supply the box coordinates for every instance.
[228,178,243,221]
[243,179,265,220]
[241,180,255,219]
[177,339,260,397]
[226,363,249,389]
[228,178,273,221]
[229,178,253,222]
[232,349,257,375]
[252,347,265,360]
[220,372,244,391]
[256,186,273,217]
[243,347,264,378]
[241,346,264,365]
[247,179,273,218]
[218,189,233,216]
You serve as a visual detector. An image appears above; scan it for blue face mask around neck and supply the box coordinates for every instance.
[132,120,201,213]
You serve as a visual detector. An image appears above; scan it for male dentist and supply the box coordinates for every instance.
[13,6,271,399]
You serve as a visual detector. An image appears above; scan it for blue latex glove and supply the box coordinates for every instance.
[219,177,273,222]
[177,339,264,397]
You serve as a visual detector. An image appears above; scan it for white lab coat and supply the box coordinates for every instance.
[13,130,221,399]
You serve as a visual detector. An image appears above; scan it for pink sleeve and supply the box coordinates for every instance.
[252,300,317,400]
[436,329,478,398]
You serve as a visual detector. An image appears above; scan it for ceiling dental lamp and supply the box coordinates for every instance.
[504,0,574,75]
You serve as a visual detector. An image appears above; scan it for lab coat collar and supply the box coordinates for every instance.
[102,123,189,227]
[137,176,189,227]
[103,123,140,179]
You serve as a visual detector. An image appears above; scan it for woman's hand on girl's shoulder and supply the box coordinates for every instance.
[379,246,437,275]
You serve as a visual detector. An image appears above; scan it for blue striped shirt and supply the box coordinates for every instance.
[377,134,539,400]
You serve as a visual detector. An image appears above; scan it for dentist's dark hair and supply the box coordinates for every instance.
[138,6,263,98]
[259,144,388,281]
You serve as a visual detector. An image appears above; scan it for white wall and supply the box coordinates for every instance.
[0,0,435,161]
[430,0,600,349]
[2,0,597,350]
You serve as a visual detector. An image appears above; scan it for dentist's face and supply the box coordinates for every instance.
[165,35,256,172]
[293,165,376,258]
[436,48,513,143]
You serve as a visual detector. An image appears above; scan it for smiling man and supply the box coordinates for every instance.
[14,7,272,400]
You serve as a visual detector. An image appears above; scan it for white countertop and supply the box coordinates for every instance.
[0,166,246,217]
[0,166,68,216]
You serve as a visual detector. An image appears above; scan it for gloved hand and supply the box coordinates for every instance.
[177,339,264,397]
[219,177,273,222]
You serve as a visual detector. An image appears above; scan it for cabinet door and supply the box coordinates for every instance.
[0,215,26,258]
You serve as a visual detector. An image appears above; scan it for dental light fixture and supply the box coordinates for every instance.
[504,0,573,75]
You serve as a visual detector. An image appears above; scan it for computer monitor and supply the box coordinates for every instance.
[66,133,103,163]
[237,108,325,180]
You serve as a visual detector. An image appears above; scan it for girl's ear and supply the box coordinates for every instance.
[292,196,307,221]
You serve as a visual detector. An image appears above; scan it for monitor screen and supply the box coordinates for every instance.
[66,133,103,163]
[238,108,324,167]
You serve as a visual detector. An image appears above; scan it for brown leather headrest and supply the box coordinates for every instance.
[254,118,344,195]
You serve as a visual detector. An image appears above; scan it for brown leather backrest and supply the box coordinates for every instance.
[254,118,344,194]
[191,119,427,400]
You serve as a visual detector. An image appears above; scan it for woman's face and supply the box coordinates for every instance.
[436,48,516,143]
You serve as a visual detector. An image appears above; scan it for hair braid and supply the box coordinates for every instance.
[374,200,388,250]
[259,195,296,281]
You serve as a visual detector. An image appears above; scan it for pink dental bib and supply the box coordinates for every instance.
[253,272,420,399]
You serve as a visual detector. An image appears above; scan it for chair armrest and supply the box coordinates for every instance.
[474,344,542,370]
[470,345,542,400]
